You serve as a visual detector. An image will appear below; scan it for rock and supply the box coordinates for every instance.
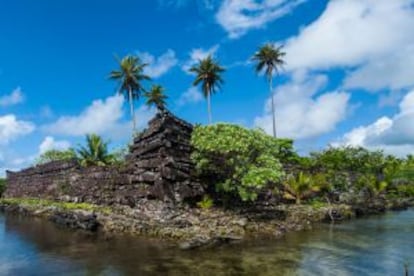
[49,211,100,231]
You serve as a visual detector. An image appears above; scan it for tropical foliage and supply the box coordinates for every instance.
[77,134,116,166]
[252,43,285,138]
[109,55,150,132]
[283,172,330,204]
[189,55,225,124]
[191,124,284,202]
[0,178,6,197]
[35,149,77,165]
[145,84,168,111]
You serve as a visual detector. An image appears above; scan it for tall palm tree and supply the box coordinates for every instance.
[189,55,225,124]
[77,134,115,166]
[109,55,150,133]
[145,84,168,111]
[252,43,285,138]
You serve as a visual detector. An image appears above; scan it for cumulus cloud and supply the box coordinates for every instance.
[44,95,154,139]
[0,87,25,107]
[176,87,204,106]
[0,115,35,144]
[254,72,350,139]
[216,0,306,39]
[44,95,125,137]
[139,49,178,78]
[182,45,219,73]
[284,0,414,91]
[334,90,414,156]
[38,136,71,154]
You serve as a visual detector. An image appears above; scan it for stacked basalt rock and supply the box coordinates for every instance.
[127,109,204,203]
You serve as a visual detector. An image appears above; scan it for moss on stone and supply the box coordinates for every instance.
[0,198,112,214]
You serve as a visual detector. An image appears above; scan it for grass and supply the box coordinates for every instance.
[0,198,112,214]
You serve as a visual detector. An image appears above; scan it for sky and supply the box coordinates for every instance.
[1,0,414,174]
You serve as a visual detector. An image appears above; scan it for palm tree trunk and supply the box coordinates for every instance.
[207,85,212,124]
[128,87,136,133]
[269,77,276,138]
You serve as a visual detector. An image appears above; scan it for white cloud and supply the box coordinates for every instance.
[0,87,24,107]
[334,90,414,156]
[344,43,414,91]
[182,45,219,73]
[177,87,204,106]
[139,49,178,78]
[0,115,35,144]
[284,0,414,91]
[39,136,71,154]
[254,72,350,139]
[44,95,154,139]
[216,0,306,39]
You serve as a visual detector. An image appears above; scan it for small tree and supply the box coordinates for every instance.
[283,172,329,204]
[191,124,284,202]
[0,178,6,197]
[77,134,115,166]
[35,149,77,165]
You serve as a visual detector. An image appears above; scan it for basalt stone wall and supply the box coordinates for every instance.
[4,111,204,205]
[127,110,204,202]
[4,160,144,206]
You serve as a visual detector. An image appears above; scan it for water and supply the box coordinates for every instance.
[0,209,413,276]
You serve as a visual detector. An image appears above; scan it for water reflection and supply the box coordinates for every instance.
[0,210,413,275]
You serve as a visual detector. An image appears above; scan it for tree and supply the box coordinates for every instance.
[191,124,284,202]
[109,55,150,133]
[252,43,285,138]
[0,178,6,197]
[189,55,225,124]
[283,172,328,204]
[77,134,115,166]
[145,84,168,111]
[35,149,77,165]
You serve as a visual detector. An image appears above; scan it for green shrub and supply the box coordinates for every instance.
[283,172,330,204]
[396,184,414,197]
[35,149,77,165]
[0,178,6,197]
[191,124,284,202]
[197,195,214,209]
[310,146,387,174]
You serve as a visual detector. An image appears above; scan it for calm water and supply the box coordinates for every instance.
[0,209,413,276]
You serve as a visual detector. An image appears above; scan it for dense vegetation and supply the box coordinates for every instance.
[0,178,6,197]
[191,123,414,207]
[191,124,284,202]
[35,134,125,167]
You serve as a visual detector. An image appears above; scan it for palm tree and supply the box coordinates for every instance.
[189,55,225,124]
[109,55,150,133]
[145,84,168,111]
[283,172,327,204]
[252,43,285,138]
[77,134,115,166]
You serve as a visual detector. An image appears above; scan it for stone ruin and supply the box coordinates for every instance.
[5,110,204,205]
[127,109,204,202]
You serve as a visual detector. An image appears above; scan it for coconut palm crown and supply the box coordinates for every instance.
[145,84,168,111]
[189,55,225,124]
[77,134,115,166]
[109,55,150,133]
[252,43,285,138]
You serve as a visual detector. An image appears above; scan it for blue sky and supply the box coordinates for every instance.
[1,0,414,174]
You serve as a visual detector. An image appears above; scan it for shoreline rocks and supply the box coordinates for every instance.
[1,197,412,250]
